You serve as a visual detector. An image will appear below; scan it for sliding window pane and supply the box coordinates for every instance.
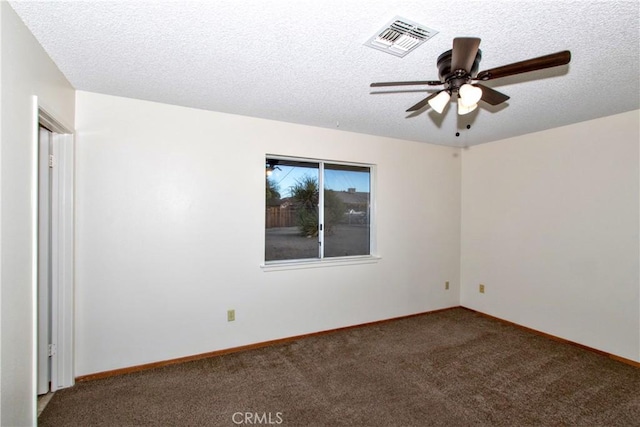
[323,164,370,257]
[265,158,319,261]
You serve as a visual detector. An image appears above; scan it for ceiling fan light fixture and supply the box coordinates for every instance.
[369,36,572,124]
[459,84,482,107]
[457,97,478,115]
[428,90,451,114]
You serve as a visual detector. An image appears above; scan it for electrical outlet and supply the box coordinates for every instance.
[479,284,485,294]
[445,281,450,290]
[227,309,235,322]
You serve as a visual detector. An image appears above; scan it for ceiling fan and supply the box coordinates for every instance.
[371,37,571,116]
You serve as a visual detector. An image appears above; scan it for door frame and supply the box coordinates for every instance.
[32,98,75,392]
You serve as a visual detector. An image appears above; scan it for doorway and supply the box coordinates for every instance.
[34,103,75,397]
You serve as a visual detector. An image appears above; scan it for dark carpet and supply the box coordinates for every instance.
[39,308,640,426]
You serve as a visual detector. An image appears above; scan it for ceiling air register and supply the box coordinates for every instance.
[365,17,438,58]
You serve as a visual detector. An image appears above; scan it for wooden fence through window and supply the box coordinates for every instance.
[266,207,297,228]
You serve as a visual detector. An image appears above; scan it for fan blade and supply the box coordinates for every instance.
[476,50,571,81]
[475,84,510,105]
[451,37,481,73]
[370,80,442,87]
[406,92,439,112]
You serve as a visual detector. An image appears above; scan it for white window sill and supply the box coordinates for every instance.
[261,255,381,272]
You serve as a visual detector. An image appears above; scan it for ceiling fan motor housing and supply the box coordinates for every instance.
[437,49,482,90]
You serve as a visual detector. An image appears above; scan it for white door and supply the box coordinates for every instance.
[37,126,53,395]
[35,104,75,393]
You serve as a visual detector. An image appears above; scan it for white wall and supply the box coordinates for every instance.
[0,2,75,425]
[461,110,640,362]
[74,90,461,376]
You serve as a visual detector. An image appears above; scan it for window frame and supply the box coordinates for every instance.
[262,155,379,271]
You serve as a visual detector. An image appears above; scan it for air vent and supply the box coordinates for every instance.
[365,16,438,58]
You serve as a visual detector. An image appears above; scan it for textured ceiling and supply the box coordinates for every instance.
[9,0,640,147]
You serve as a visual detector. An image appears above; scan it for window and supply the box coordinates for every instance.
[265,156,372,263]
